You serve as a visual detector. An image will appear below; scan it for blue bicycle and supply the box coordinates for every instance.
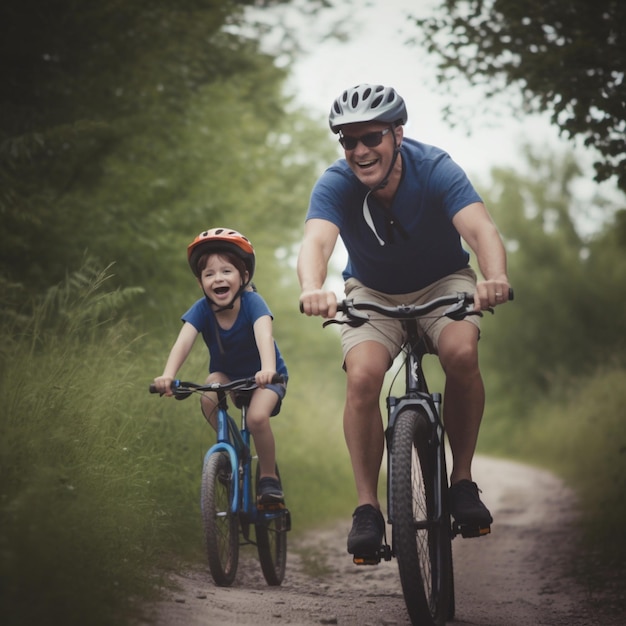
[150,375,290,586]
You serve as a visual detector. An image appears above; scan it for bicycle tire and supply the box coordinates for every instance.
[255,464,287,585]
[201,451,239,586]
[390,408,451,626]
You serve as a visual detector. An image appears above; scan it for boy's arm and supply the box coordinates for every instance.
[253,315,277,386]
[153,322,199,396]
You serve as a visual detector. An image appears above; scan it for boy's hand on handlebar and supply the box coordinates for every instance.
[152,375,174,396]
[255,370,278,387]
[474,280,512,310]
[299,289,338,319]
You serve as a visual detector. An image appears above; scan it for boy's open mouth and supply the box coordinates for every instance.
[214,286,229,295]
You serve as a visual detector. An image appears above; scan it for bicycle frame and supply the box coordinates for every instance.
[204,390,268,523]
[385,319,447,532]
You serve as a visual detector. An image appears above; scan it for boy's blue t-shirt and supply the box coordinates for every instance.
[182,290,288,380]
[306,138,482,293]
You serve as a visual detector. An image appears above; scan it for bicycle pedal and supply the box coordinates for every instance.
[353,554,381,566]
[352,544,391,566]
[453,521,491,538]
[256,501,286,512]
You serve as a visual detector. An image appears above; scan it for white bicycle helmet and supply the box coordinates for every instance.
[329,84,408,133]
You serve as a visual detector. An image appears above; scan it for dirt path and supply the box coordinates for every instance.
[138,456,617,625]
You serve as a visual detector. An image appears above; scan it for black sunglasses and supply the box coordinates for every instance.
[338,127,391,150]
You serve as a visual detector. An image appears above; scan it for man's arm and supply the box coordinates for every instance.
[452,202,511,310]
[297,218,340,318]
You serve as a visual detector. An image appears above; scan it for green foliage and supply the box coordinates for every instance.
[469,147,626,587]
[412,0,626,191]
[0,0,332,307]
[0,268,162,625]
[476,146,626,415]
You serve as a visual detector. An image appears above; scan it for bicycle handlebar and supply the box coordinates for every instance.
[322,289,514,327]
[149,374,285,398]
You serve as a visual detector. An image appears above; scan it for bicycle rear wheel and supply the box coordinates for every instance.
[201,451,239,586]
[390,408,452,626]
[255,464,288,585]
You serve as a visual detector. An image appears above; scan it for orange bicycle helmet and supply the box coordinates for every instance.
[187,228,255,280]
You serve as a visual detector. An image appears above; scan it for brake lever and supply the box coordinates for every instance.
[444,302,494,321]
[322,318,368,328]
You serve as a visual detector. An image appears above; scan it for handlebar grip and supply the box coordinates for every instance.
[149,380,181,394]
[271,374,286,384]
[508,288,515,301]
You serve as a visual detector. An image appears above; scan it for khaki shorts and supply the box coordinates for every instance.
[339,268,480,364]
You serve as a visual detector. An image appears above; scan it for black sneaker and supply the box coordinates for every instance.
[257,477,284,507]
[347,504,385,555]
[448,480,493,526]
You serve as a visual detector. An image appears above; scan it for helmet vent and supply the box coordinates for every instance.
[371,95,383,109]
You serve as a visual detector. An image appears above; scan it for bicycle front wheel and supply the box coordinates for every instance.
[255,464,288,586]
[390,408,451,626]
[201,451,239,586]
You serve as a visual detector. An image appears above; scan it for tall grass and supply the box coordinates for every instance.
[0,267,197,625]
[481,366,626,575]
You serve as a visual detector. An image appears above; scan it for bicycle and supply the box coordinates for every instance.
[149,375,290,587]
[320,290,512,626]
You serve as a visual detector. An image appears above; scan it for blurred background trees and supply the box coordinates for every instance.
[412,0,626,191]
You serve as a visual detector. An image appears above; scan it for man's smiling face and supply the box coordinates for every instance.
[339,121,402,189]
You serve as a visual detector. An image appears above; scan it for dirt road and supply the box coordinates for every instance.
[139,457,618,625]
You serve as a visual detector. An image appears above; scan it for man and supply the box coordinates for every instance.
[297,84,511,558]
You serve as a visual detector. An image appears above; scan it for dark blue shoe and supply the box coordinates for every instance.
[448,480,493,526]
[257,477,284,507]
[347,504,385,555]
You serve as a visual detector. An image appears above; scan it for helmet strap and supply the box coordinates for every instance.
[363,128,408,245]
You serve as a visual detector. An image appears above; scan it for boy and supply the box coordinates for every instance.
[153,227,288,505]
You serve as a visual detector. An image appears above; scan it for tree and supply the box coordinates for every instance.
[411,0,626,192]
[0,0,333,308]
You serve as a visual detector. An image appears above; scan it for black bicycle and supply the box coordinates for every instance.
[149,375,290,587]
[323,290,512,626]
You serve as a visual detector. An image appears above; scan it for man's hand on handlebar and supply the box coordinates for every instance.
[474,280,513,311]
[299,289,338,319]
